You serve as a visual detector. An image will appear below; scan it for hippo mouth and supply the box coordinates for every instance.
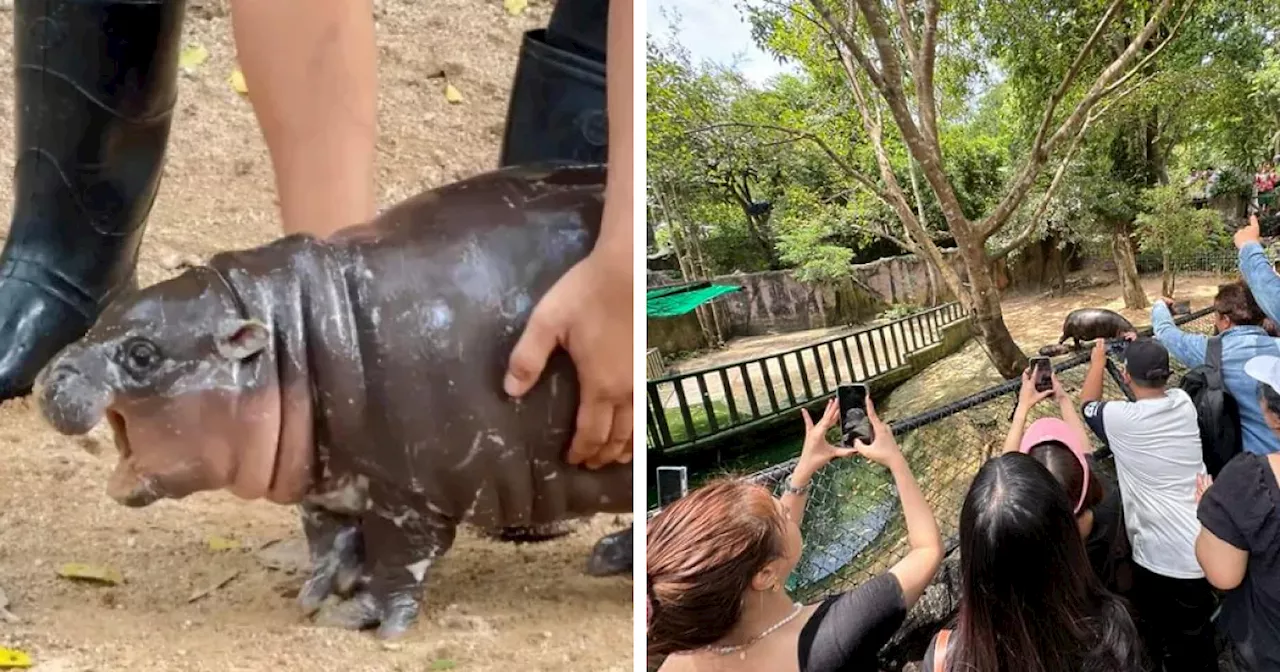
[105,411,163,508]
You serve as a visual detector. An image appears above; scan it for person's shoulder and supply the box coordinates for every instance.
[1216,452,1268,490]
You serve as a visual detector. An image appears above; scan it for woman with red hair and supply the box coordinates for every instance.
[646,397,943,670]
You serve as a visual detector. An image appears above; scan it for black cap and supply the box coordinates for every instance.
[1124,337,1172,383]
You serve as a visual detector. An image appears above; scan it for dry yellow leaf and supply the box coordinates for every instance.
[0,648,31,669]
[56,562,123,586]
[444,82,464,104]
[179,44,208,70]
[206,535,242,551]
[229,68,248,95]
[504,0,528,15]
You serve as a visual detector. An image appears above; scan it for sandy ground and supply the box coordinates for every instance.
[0,1,632,670]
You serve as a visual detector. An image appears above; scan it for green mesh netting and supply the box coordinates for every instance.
[646,282,740,318]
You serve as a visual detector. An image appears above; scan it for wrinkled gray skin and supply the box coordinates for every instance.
[35,163,632,639]
[1057,308,1135,348]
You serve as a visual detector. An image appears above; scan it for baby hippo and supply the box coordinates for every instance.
[34,163,632,639]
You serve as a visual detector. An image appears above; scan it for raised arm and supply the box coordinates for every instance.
[1003,369,1053,454]
[785,399,854,529]
[1080,339,1109,404]
[1236,217,1280,323]
[855,398,942,607]
[1152,299,1207,368]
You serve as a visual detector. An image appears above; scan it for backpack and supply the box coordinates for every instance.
[1177,336,1241,478]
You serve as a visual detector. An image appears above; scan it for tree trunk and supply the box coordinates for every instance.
[1161,249,1175,297]
[962,245,1028,378]
[1112,221,1149,309]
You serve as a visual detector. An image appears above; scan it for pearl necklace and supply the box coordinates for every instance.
[703,602,805,659]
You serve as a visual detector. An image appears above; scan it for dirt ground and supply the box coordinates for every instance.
[676,274,1226,378]
[0,1,631,670]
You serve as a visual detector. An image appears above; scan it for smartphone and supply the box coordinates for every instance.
[837,383,874,446]
[1031,356,1053,393]
[655,466,688,507]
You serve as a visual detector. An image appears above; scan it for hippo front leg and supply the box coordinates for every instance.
[297,503,366,615]
[316,493,458,639]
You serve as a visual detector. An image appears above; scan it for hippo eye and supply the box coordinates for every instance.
[121,338,161,376]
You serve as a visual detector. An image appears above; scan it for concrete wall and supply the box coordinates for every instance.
[710,271,885,336]
[647,312,706,355]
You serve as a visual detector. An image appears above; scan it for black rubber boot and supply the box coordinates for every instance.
[499,0,608,166]
[0,0,186,400]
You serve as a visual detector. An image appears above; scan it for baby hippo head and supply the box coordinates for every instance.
[35,267,282,507]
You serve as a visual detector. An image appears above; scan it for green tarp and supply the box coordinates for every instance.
[647,282,741,318]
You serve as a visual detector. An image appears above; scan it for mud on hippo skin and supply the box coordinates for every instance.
[35,163,633,639]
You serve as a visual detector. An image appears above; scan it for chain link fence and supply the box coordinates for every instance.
[743,307,1218,603]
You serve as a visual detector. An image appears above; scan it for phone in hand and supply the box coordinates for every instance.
[1031,356,1053,393]
[837,383,874,446]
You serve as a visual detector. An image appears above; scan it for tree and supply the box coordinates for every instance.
[1134,182,1226,296]
[737,0,1190,377]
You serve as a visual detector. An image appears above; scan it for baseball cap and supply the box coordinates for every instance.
[1018,417,1090,514]
[1245,355,1280,394]
[1122,337,1172,383]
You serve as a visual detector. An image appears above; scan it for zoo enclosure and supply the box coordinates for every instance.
[646,302,969,455]
[650,306,1216,604]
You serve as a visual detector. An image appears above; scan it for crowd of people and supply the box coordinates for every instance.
[645,215,1280,671]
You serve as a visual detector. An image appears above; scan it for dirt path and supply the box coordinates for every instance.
[0,1,631,670]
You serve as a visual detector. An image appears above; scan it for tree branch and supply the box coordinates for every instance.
[687,122,894,208]
[914,0,941,149]
[1098,0,1195,100]
[990,119,1091,262]
[1026,0,1125,166]
[894,0,919,65]
[979,0,1176,242]
[809,0,886,90]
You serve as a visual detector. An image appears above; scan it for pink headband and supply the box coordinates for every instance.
[1018,417,1090,514]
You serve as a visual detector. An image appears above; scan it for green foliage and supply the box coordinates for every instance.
[1134,183,1227,261]
[878,303,925,321]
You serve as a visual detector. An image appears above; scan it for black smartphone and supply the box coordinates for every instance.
[1031,356,1053,393]
[837,383,874,446]
[655,466,688,507]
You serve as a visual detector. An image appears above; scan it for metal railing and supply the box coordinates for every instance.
[646,302,970,454]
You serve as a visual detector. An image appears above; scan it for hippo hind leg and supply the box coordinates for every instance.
[296,503,366,616]
[586,525,633,577]
[315,488,458,640]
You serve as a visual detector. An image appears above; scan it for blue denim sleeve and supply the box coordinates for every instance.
[1152,301,1207,368]
[1239,242,1280,323]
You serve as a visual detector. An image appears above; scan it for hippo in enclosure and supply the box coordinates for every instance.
[1057,308,1135,348]
[34,163,633,639]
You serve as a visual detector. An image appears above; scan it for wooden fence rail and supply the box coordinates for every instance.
[646,302,969,454]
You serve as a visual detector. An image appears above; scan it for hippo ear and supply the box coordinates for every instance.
[215,319,271,361]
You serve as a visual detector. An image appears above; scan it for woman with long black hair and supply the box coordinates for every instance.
[922,452,1146,672]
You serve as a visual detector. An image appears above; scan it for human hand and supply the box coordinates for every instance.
[1120,330,1138,341]
[1235,217,1261,249]
[504,242,633,469]
[850,397,903,468]
[1050,370,1067,401]
[1195,473,1212,504]
[1090,338,1109,365]
[1018,368,1053,410]
[1159,297,1176,309]
[797,399,856,474]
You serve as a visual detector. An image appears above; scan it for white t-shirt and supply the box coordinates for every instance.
[1081,389,1207,579]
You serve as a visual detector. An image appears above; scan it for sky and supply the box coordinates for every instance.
[646,0,796,85]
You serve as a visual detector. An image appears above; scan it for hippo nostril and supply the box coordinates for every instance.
[36,364,111,436]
